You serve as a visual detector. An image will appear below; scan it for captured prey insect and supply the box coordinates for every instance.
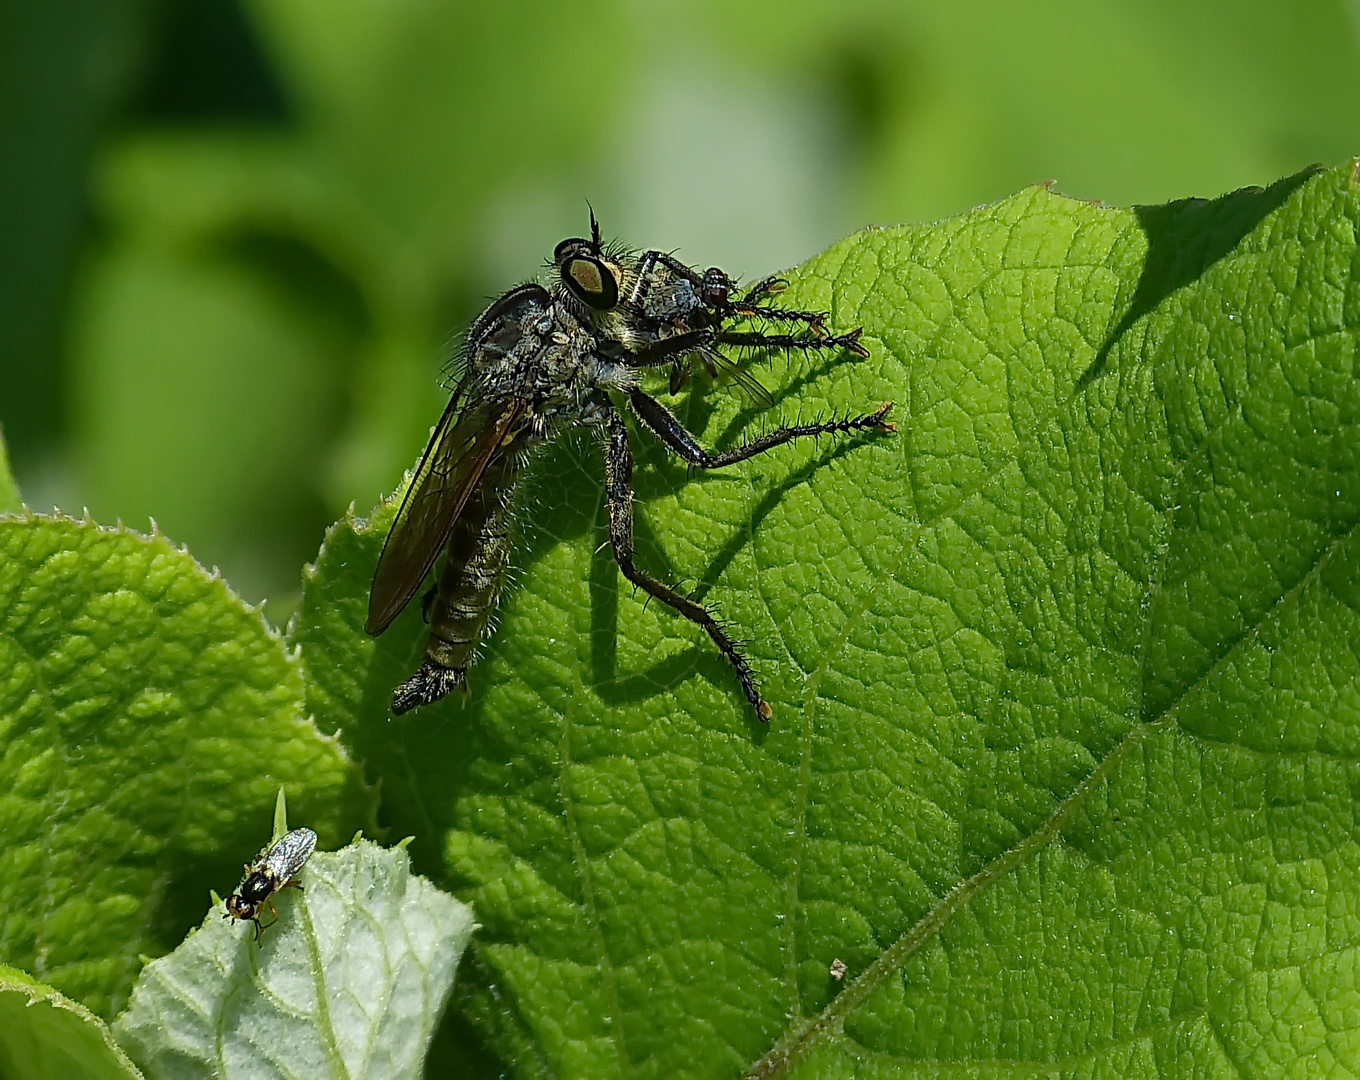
[365,212,894,721]
[224,827,317,942]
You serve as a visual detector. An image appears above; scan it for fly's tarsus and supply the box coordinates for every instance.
[366,214,894,721]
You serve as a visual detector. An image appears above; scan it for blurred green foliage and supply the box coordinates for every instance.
[5,0,1360,605]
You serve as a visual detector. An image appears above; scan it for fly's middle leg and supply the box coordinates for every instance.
[627,388,894,468]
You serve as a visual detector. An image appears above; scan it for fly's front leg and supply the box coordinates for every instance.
[715,326,869,359]
[627,388,894,468]
[627,249,706,305]
[726,302,828,332]
[600,402,772,721]
[625,329,714,370]
[622,330,722,396]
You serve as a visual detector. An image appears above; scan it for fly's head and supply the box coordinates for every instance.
[225,885,263,922]
[552,213,628,337]
[552,210,735,367]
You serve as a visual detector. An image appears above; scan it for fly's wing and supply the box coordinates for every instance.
[708,347,776,407]
[368,281,550,636]
[365,388,524,635]
[261,828,318,881]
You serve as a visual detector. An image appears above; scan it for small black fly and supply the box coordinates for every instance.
[224,827,317,942]
[366,213,894,721]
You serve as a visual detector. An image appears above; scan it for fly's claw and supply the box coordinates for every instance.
[741,275,788,304]
[839,327,869,358]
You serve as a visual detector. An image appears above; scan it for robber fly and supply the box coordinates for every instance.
[366,212,893,721]
[224,827,317,942]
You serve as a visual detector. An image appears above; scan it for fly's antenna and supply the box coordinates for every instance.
[587,201,602,252]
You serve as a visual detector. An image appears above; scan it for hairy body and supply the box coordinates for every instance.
[366,216,892,720]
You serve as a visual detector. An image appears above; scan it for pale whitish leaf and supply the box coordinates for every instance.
[112,841,473,1080]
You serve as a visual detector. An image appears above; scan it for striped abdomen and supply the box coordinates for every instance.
[391,452,522,713]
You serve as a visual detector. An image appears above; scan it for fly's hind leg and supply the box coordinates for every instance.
[600,402,772,722]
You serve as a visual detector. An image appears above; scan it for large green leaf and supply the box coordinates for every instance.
[0,514,363,1017]
[113,839,473,1080]
[0,966,142,1080]
[290,162,1360,1076]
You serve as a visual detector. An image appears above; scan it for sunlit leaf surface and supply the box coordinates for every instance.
[292,162,1360,1077]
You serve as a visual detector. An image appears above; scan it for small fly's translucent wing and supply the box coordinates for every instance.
[366,394,524,635]
[260,827,317,882]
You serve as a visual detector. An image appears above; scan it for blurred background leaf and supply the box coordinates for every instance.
[6,0,1360,607]
[0,429,22,514]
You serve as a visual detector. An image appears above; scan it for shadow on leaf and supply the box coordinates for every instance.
[1080,165,1321,387]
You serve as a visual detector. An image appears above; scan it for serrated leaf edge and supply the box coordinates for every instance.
[0,967,145,1080]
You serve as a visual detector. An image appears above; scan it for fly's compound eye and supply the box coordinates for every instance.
[702,267,730,306]
[226,895,255,920]
[562,255,619,311]
[554,236,591,262]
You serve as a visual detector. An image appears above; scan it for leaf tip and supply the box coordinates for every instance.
[272,786,289,841]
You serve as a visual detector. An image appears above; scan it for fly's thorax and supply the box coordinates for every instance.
[499,302,630,418]
[239,871,274,904]
[582,350,636,394]
[637,267,702,323]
